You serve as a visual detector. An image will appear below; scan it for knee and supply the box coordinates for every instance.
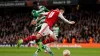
[36,34,42,39]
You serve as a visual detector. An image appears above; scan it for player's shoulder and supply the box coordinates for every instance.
[53,9,60,12]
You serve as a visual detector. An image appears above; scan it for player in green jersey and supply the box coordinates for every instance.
[17,1,53,56]
[31,2,49,33]
[17,1,49,47]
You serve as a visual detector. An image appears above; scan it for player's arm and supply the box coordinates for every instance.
[44,6,49,12]
[58,12,75,24]
[31,10,37,25]
[45,8,49,12]
[31,10,40,25]
[30,19,37,25]
[32,11,49,24]
[36,12,48,21]
[40,12,49,16]
[38,6,49,13]
[31,12,48,25]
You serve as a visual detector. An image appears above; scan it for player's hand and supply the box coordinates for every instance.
[31,20,37,25]
[69,21,75,24]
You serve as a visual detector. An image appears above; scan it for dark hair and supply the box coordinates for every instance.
[33,1,39,10]
[58,6,65,11]
[33,1,39,5]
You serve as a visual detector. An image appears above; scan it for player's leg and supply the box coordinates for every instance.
[34,41,46,56]
[16,35,37,48]
[36,41,54,56]
[43,29,59,49]
[31,23,49,41]
[32,23,49,49]
[43,45,54,56]
[38,42,44,51]
[37,23,49,38]
[42,28,57,44]
[17,27,41,48]
[50,34,59,49]
[42,37,55,44]
[28,40,36,47]
[28,26,40,47]
[33,48,41,56]
[17,23,48,48]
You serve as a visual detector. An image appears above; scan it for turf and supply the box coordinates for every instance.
[0,47,100,56]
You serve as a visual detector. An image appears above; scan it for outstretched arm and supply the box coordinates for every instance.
[40,12,49,16]
[30,12,48,25]
[58,12,75,24]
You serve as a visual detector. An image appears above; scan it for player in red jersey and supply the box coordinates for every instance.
[17,7,75,47]
[36,7,75,41]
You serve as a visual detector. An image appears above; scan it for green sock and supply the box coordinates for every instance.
[38,42,43,51]
[49,51,54,56]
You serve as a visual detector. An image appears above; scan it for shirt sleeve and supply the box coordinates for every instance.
[44,6,49,12]
[40,12,49,16]
[58,12,71,24]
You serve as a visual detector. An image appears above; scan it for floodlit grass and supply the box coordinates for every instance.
[0,47,100,56]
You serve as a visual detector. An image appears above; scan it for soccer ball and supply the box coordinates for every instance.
[63,49,70,56]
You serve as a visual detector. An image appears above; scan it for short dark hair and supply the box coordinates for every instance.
[58,6,65,11]
[33,1,39,5]
[33,1,39,10]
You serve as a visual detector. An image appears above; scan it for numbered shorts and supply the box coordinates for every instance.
[38,23,53,36]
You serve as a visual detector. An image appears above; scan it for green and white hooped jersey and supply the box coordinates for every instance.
[36,16,45,28]
[32,5,49,28]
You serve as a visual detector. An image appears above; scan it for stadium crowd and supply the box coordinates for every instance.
[58,10,100,43]
[0,7,100,46]
[0,12,32,45]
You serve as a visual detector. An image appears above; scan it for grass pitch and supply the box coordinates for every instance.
[0,47,100,56]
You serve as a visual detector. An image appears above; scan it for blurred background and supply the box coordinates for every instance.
[0,0,100,47]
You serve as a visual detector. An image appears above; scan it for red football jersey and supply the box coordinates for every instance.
[45,9,60,28]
